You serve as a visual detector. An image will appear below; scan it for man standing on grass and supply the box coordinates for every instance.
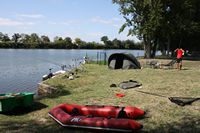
[174,48,185,70]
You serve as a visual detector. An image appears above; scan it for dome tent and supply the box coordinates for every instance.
[108,53,141,69]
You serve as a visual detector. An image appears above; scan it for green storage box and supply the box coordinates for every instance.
[20,92,34,107]
[0,94,16,112]
[0,92,34,112]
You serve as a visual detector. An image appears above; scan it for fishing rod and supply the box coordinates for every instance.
[72,58,86,68]
[36,58,66,69]
[37,57,84,70]
[134,90,167,98]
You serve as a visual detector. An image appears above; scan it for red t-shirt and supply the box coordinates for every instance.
[176,49,184,59]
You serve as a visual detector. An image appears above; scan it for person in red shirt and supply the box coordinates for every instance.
[174,48,185,70]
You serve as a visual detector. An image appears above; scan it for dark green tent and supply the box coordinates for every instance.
[108,53,141,69]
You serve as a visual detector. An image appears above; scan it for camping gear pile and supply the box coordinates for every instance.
[159,59,177,69]
[145,60,160,69]
[145,59,177,69]
[42,69,66,81]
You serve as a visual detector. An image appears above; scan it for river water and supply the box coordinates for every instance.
[0,49,144,93]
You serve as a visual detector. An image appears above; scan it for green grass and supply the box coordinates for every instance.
[0,59,200,133]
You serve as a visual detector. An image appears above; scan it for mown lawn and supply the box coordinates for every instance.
[0,59,200,133]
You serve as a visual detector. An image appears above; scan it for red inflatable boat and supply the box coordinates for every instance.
[48,103,145,132]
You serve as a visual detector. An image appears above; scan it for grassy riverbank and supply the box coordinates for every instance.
[0,59,200,133]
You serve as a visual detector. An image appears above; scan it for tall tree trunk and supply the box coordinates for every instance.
[143,35,151,58]
[151,38,158,58]
[160,41,166,56]
[167,35,170,56]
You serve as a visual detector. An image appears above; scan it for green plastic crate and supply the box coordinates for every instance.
[0,92,34,112]
[0,94,17,112]
[20,92,34,107]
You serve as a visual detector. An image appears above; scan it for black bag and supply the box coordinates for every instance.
[118,80,142,89]
[169,97,200,106]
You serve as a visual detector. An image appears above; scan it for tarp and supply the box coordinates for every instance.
[108,53,141,69]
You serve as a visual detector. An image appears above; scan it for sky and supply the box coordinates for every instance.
[0,0,139,42]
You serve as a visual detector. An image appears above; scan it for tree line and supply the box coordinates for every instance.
[0,32,143,50]
[113,0,200,58]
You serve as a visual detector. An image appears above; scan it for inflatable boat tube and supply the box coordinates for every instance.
[48,103,144,132]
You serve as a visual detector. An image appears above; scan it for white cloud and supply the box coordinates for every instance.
[87,32,104,37]
[91,17,112,24]
[113,24,121,28]
[18,14,45,19]
[0,18,35,26]
[90,16,124,27]
[61,20,80,25]
[59,31,103,42]
[48,20,80,26]
[0,18,22,26]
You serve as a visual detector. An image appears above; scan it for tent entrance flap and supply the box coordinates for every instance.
[115,56,124,69]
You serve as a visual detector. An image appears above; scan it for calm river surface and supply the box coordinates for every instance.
[0,49,144,93]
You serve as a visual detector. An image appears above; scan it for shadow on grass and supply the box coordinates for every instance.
[44,84,71,99]
[141,116,200,133]
[0,116,199,133]
[0,120,103,133]
[183,56,200,61]
[1,101,48,116]
[180,68,189,70]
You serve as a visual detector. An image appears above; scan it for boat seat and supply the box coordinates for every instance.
[71,107,79,115]
[117,107,128,118]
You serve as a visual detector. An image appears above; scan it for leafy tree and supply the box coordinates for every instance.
[0,32,4,42]
[0,32,10,42]
[113,0,164,58]
[41,35,50,43]
[0,32,3,37]
[12,33,21,43]
[64,37,74,48]
[101,36,109,44]
[29,33,41,48]
[30,33,41,43]
[74,38,86,49]
[123,39,135,49]
[64,37,72,44]
[11,33,21,48]
[20,34,29,42]
[100,36,114,49]
[112,38,122,49]
[169,0,200,52]
[54,36,63,42]
[38,35,50,49]
[113,0,200,57]
[53,36,67,49]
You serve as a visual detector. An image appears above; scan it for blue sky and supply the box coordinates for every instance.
[0,0,139,42]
